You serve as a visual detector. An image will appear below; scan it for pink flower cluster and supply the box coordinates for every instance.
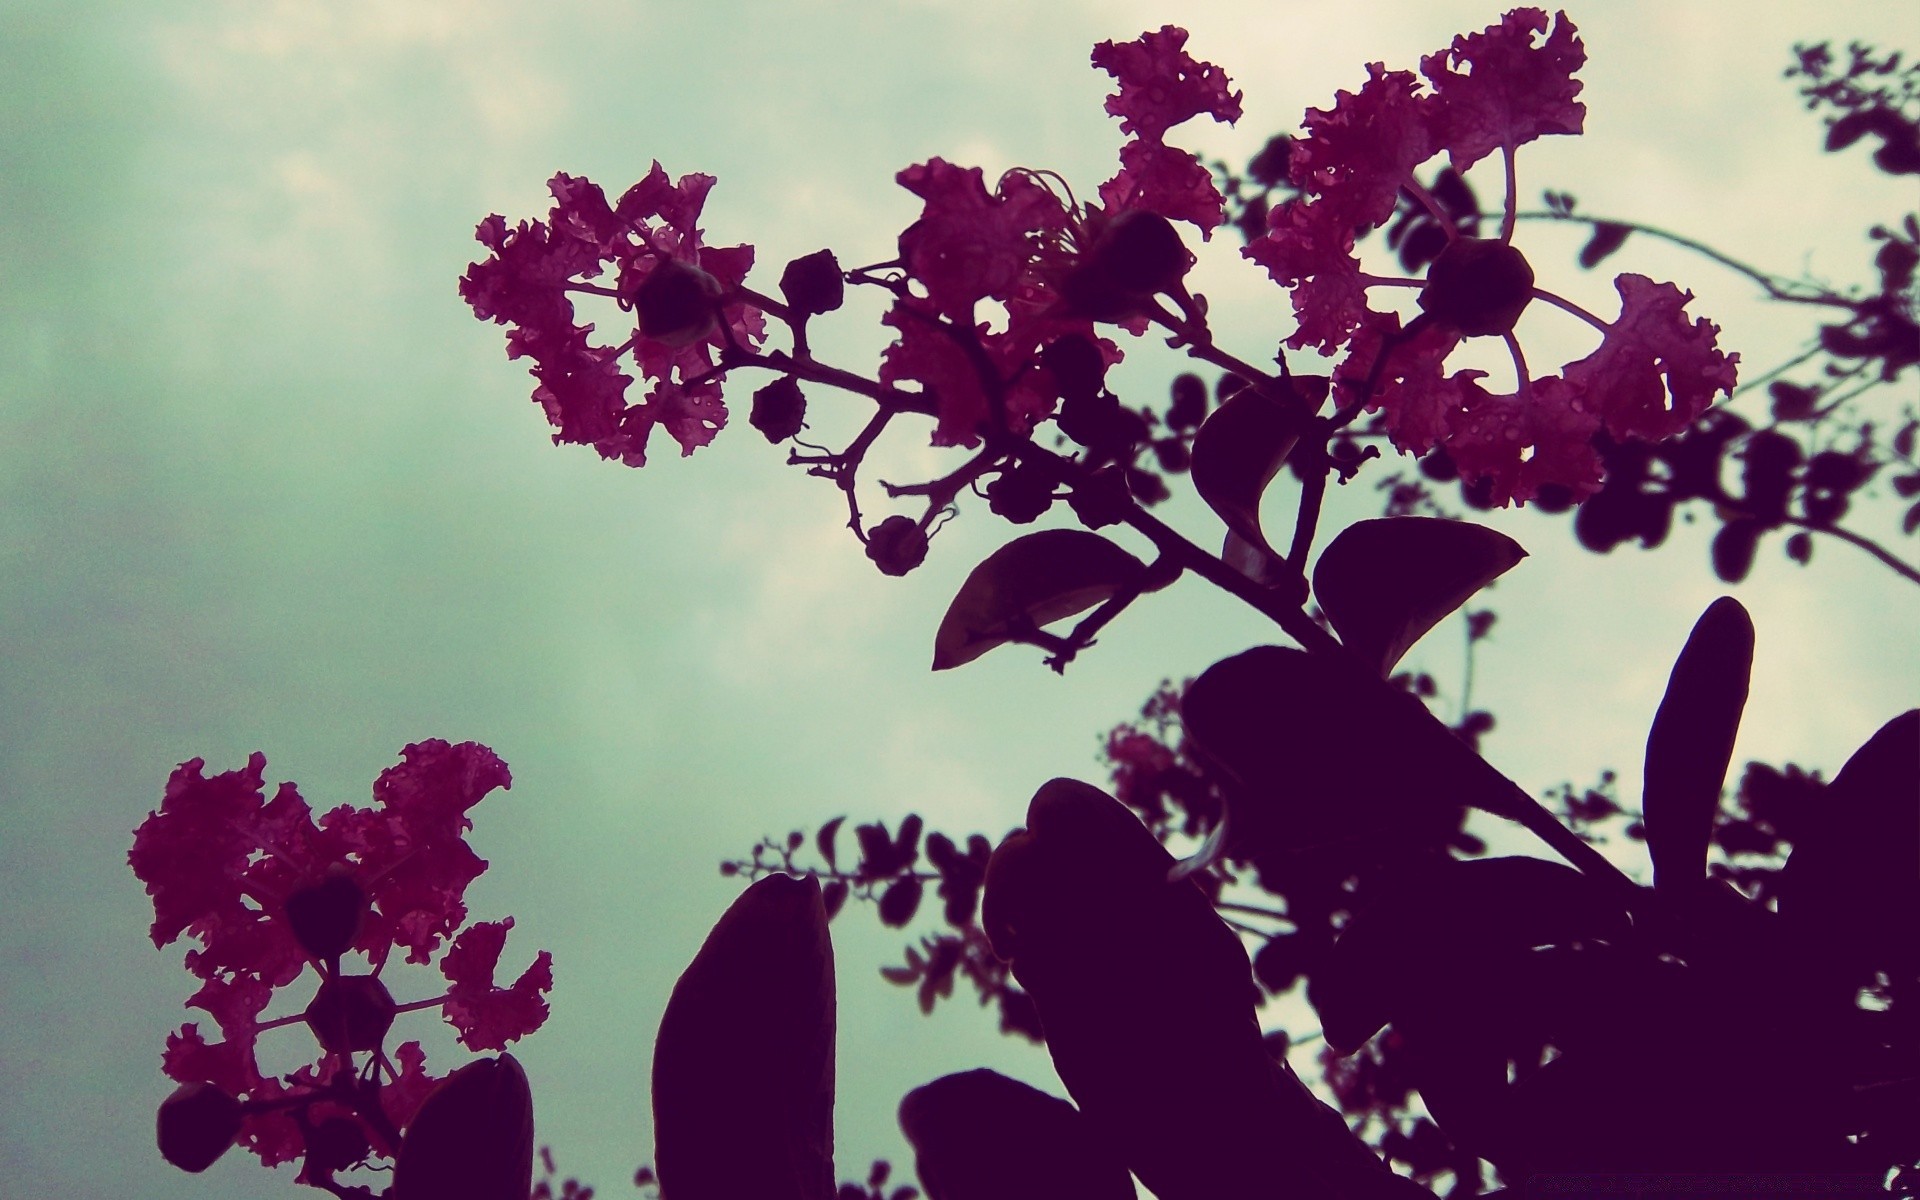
[1246,8,1738,504]
[130,741,551,1174]
[460,164,765,466]
[881,26,1242,447]
[461,27,1245,456]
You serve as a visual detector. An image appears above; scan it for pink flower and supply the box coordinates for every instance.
[461,163,764,467]
[1245,9,1737,505]
[1091,26,1243,237]
[440,918,555,1052]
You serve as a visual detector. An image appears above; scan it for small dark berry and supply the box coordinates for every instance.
[865,516,929,577]
[750,377,807,443]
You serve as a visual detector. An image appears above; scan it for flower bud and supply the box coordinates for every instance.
[1040,335,1107,403]
[157,1081,241,1173]
[634,258,723,347]
[1058,392,1147,456]
[1062,210,1192,321]
[304,974,397,1054]
[865,516,929,577]
[1417,236,1535,337]
[284,868,366,961]
[779,249,845,316]
[986,464,1055,525]
[750,377,807,443]
[1067,468,1132,530]
[304,1114,372,1176]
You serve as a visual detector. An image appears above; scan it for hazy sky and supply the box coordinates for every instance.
[2,2,1915,1196]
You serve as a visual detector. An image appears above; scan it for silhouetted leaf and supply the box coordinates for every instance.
[1182,647,1533,873]
[1768,381,1818,421]
[896,814,924,865]
[898,1069,1137,1200]
[1310,858,1632,1054]
[394,1055,534,1200]
[1577,221,1632,268]
[879,877,924,928]
[1312,517,1526,677]
[1826,109,1873,152]
[653,874,836,1200]
[1710,519,1763,583]
[817,816,846,871]
[1780,710,1920,977]
[981,779,1412,1200]
[822,879,849,920]
[932,530,1150,670]
[1191,386,1307,584]
[1643,598,1754,893]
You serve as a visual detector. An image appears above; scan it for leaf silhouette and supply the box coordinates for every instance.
[394,1055,534,1200]
[1191,385,1304,583]
[1577,221,1632,268]
[652,874,836,1200]
[1182,647,1533,870]
[932,530,1150,670]
[1309,857,1631,1055]
[1311,517,1526,677]
[897,1068,1136,1200]
[1779,709,1920,978]
[982,778,1413,1200]
[1642,597,1753,893]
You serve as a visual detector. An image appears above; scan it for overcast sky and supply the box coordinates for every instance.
[2,2,1915,1196]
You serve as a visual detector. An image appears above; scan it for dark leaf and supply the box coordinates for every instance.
[1710,519,1763,583]
[1767,381,1819,421]
[822,880,849,920]
[1785,531,1814,563]
[1804,449,1874,493]
[932,530,1152,670]
[856,822,896,877]
[981,779,1411,1200]
[1780,710,1920,977]
[1576,221,1631,269]
[817,816,846,871]
[1740,429,1801,523]
[898,1069,1136,1200]
[1825,110,1873,152]
[895,814,924,866]
[395,1055,535,1200]
[1182,647,1533,874]
[1191,386,1308,585]
[878,877,924,928]
[1642,597,1754,893]
[652,875,836,1200]
[1310,857,1630,1054]
[1312,517,1526,677]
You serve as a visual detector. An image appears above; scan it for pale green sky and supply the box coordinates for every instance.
[2,2,1914,1196]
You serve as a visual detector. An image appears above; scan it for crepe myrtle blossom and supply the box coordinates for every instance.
[881,26,1244,447]
[130,742,551,1176]
[461,163,765,467]
[1246,8,1738,504]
